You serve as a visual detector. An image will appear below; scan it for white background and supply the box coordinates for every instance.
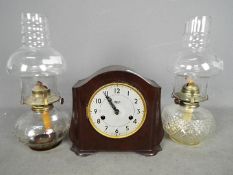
[0,0,232,109]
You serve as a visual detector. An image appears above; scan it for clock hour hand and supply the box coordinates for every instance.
[104,93,119,115]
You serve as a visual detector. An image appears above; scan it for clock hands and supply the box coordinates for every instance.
[104,93,119,115]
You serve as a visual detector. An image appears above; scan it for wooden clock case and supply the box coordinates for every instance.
[69,66,164,156]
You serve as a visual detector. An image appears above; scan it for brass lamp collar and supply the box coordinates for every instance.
[32,104,54,112]
[24,81,63,107]
[173,80,207,108]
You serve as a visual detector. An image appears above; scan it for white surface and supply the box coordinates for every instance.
[0,106,233,175]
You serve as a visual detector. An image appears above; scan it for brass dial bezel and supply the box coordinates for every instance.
[86,82,147,139]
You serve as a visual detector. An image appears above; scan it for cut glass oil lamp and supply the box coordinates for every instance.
[7,13,68,150]
[162,16,223,145]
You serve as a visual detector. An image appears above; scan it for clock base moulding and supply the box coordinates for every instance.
[71,145,162,157]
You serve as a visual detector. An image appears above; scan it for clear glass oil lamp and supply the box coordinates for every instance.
[7,13,68,150]
[162,16,223,145]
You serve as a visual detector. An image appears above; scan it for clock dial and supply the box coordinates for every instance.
[87,82,147,139]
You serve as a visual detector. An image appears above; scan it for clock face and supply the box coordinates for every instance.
[87,82,147,139]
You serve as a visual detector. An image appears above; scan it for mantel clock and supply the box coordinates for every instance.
[70,66,163,156]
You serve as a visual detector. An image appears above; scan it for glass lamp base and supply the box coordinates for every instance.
[162,104,215,146]
[15,108,69,150]
[169,134,200,146]
[28,132,62,151]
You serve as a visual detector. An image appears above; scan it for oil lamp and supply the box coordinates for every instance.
[7,13,68,150]
[162,16,223,145]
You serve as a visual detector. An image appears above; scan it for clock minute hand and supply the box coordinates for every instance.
[104,94,119,115]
